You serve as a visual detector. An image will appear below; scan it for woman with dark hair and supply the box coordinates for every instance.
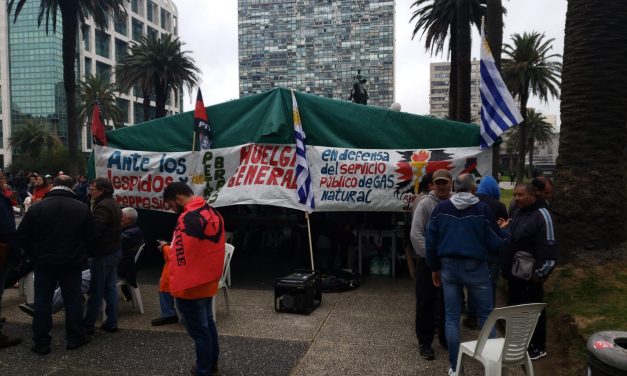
[31,175,51,204]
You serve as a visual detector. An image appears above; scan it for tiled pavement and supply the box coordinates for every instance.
[0,275,541,375]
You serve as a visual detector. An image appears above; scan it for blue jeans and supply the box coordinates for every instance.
[159,290,177,318]
[441,257,493,371]
[83,250,122,330]
[33,267,84,345]
[176,297,219,376]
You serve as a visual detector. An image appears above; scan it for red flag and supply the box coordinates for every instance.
[194,89,212,150]
[91,100,107,146]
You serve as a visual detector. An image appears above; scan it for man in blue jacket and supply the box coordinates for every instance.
[426,173,506,376]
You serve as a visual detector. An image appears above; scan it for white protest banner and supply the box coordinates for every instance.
[96,144,490,213]
[94,145,204,212]
[200,144,305,210]
[308,146,491,211]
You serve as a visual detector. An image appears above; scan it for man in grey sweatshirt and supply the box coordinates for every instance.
[410,169,452,360]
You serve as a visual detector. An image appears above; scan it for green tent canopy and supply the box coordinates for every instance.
[102,87,480,152]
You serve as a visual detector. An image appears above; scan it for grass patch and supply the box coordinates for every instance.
[543,253,627,374]
[546,259,627,336]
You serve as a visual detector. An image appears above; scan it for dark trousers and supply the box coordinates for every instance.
[415,257,445,347]
[33,267,84,345]
[176,297,219,376]
[508,278,546,351]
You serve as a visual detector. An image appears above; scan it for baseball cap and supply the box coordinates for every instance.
[432,169,452,183]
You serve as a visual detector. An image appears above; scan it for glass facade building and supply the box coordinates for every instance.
[8,1,68,149]
[238,0,395,107]
[0,0,180,164]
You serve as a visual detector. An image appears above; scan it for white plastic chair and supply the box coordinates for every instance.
[18,271,35,304]
[212,243,235,322]
[455,303,547,376]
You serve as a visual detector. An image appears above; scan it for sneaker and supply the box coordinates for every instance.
[18,303,35,317]
[151,316,178,326]
[419,345,435,360]
[0,334,22,348]
[99,323,118,333]
[448,368,456,376]
[31,343,51,355]
[66,335,91,350]
[191,364,220,376]
[528,348,547,360]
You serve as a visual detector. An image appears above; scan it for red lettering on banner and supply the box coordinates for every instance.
[254,165,270,184]
[108,170,173,193]
[244,165,258,185]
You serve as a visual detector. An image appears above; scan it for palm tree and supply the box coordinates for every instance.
[78,74,123,131]
[505,108,554,171]
[501,32,561,182]
[553,1,627,251]
[8,0,126,176]
[116,34,200,119]
[10,120,61,157]
[410,0,485,120]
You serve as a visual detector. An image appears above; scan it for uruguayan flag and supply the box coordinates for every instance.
[291,90,315,213]
[480,21,523,149]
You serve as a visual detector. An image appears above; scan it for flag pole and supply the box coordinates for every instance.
[192,130,196,152]
[305,211,315,270]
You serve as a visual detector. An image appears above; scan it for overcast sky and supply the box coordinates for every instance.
[176,0,567,124]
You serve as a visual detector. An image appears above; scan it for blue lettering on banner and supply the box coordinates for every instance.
[320,189,372,203]
[320,149,390,162]
[107,151,151,172]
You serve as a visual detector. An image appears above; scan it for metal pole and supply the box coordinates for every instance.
[305,212,315,270]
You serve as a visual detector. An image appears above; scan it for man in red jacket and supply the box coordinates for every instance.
[159,183,225,376]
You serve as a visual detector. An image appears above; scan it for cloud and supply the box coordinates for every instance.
[176,0,566,124]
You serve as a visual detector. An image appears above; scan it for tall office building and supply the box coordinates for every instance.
[0,0,180,166]
[429,60,481,120]
[238,0,395,107]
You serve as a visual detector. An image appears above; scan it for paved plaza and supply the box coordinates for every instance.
[0,272,544,375]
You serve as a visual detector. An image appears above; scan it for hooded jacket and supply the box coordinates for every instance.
[160,196,225,299]
[16,187,95,270]
[425,192,506,271]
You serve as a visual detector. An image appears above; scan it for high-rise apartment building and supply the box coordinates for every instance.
[238,0,395,107]
[0,0,180,166]
[429,60,481,120]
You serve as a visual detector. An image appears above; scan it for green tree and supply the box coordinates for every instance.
[502,32,561,182]
[116,34,200,119]
[78,74,123,131]
[410,0,485,120]
[8,0,126,176]
[505,108,555,171]
[10,120,61,157]
[553,1,627,250]
[486,0,503,178]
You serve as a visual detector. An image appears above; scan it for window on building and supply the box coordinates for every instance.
[115,39,128,62]
[147,26,158,40]
[95,30,110,58]
[161,9,171,31]
[147,1,158,23]
[82,25,90,51]
[85,57,92,76]
[132,19,144,42]
[131,0,144,16]
[114,14,127,36]
[116,98,129,124]
[96,62,112,83]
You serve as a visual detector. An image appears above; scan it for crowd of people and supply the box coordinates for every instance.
[410,170,556,376]
[0,175,225,376]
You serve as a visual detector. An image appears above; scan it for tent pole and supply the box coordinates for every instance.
[305,212,315,270]
[192,131,196,151]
